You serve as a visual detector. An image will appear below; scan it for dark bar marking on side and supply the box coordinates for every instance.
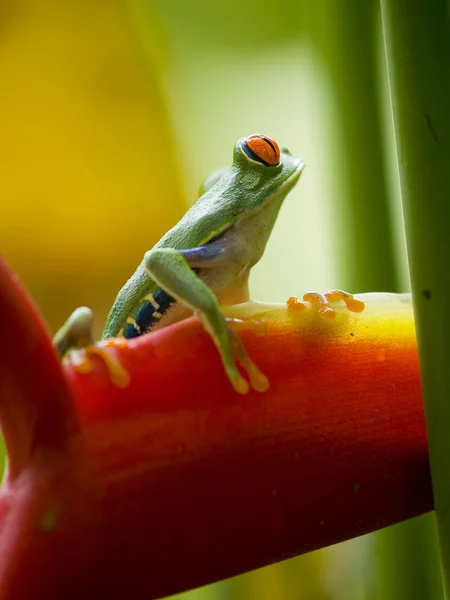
[123,289,176,339]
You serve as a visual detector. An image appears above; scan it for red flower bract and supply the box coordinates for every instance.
[0,255,431,599]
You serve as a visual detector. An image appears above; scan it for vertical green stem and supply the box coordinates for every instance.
[381,0,450,593]
[374,518,443,600]
[305,0,397,292]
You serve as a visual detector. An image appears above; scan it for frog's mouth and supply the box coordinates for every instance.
[256,158,304,211]
[278,158,305,192]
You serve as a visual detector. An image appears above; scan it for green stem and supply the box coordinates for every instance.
[305,0,397,292]
[374,517,443,600]
[381,0,450,593]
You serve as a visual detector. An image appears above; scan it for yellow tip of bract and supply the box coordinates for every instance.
[222,292,415,369]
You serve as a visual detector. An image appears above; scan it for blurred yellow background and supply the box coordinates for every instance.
[0,1,440,599]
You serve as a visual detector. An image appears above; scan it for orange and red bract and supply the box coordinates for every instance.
[0,255,432,599]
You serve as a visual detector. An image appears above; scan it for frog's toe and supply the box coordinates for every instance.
[230,372,251,395]
[301,289,365,319]
[66,341,131,388]
[227,328,268,394]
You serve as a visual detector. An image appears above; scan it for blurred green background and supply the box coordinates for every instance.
[0,0,442,598]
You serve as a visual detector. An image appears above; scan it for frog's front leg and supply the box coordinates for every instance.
[53,306,95,357]
[144,248,268,395]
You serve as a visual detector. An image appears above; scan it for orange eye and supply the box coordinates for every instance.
[243,134,280,166]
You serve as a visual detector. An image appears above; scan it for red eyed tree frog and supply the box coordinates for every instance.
[54,134,305,394]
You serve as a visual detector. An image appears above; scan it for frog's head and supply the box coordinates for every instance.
[231,133,304,207]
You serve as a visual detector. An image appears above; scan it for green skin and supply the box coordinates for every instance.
[54,135,304,394]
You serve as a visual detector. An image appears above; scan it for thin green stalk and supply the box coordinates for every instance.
[381,0,450,594]
[304,0,397,292]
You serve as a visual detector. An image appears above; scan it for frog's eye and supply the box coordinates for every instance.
[242,134,280,167]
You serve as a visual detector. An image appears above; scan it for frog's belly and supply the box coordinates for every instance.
[150,300,192,331]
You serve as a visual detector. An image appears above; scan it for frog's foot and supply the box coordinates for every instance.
[227,328,269,394]
[288,289,365,320]
[66,338,131,388]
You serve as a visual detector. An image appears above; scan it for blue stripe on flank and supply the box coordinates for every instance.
[123,322,140,339]
[123,289,175,339]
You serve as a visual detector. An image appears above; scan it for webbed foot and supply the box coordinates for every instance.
[66,338,130,388]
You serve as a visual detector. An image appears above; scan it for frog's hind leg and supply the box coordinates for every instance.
[144,248,268,394]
